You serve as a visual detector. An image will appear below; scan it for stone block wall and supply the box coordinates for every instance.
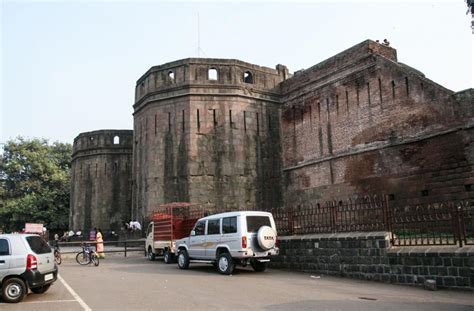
[271,233,474,290]
[280,40,474,206]
[70,130,133,232]
[132,58,288,222]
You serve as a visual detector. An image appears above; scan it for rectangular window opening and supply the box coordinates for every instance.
[356,84,360,106]
[182,110,185,132]
[243,111,247,132]
[345,90,349,112]
[213,109,217,127]
[367,82,371,106]
[256,112,260,135]
[197,109,200,132]
[378,78,383,105]
[168,112,171,132]
[317,102,321,122]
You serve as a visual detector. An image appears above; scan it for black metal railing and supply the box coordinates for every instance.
[54,239,145,257]
[273,195,473,247]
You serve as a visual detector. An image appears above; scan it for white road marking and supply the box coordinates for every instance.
[24,299,77,303]
[58,274,92,311]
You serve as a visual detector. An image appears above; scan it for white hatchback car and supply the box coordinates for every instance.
[175,211,279,275]
[0,234,58,303]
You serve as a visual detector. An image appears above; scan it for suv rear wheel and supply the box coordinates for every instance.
[250,260,267,272]
[217,253,235,275]
[2,277,27,303]
[177,250,189,270]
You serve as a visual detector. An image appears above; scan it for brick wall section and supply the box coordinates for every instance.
[271,233,474,290]
[280,39,474,206]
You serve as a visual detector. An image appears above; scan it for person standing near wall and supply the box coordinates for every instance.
[96,228,105,259]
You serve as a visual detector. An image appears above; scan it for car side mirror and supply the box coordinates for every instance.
[191,230,196,236]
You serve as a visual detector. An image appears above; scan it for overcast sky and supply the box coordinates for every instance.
[1,0,473,144]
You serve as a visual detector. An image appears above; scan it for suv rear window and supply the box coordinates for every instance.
[0,239,9,255]
[246,216,271,233]
[26,236,51,254]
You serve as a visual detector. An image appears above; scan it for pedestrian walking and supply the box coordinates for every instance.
[96,228,105,259]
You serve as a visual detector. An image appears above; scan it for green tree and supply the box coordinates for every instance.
[0,137,72,233]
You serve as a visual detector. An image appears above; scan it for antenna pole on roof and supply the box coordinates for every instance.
[196,12,206,57]
[197,12,201,57]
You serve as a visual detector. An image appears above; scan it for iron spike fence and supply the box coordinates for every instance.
[273,195,473,247]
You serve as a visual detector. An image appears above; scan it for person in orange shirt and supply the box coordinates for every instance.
[96,228,105,259]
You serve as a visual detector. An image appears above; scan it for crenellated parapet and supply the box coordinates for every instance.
[134,58,289,112]
[72,129,133,158]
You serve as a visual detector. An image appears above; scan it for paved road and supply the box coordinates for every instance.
[1,253,473,310]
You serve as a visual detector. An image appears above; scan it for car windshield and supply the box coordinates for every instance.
[246,216,271,233]
[26,236,51,254]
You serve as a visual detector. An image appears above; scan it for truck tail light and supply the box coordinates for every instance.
[26,254,37,270]
[241,236,247,249]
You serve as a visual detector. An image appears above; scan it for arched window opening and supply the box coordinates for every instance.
[243,71,253,84]
[208,68,218,80]
[113,136,120,144]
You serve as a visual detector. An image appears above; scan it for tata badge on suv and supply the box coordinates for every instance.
[175,211,279,275]
[0,234,58,303]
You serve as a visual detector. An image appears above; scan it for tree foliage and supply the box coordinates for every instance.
[0,137,72,232]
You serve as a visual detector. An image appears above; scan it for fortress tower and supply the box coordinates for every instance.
[70,130,133,231]
[70,40,473,231]
[132,59,290,221]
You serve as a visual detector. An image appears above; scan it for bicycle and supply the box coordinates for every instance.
[75,243,99,266]
[54,245,62,265]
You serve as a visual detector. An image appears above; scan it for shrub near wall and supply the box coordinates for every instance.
[270,232,474,290]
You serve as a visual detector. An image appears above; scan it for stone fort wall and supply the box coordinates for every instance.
[70,39,473,230]
[70,130,133,232]
[131,59,290,221]
[280,40,474,206]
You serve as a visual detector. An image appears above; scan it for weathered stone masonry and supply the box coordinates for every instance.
[280,40,473,206]
[70,39,473,237]
[271,233,474,290]
[131,59,289,220]
[70,130,133,232]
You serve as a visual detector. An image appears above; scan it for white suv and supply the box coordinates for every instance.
[175,211,279,275]
[0,234,58,303]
